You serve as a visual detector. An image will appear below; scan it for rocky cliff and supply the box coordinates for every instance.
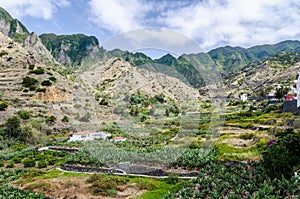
[0,7,29,36]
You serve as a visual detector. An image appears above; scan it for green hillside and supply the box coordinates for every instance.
[208,40,300,72]
[39,33,107,66]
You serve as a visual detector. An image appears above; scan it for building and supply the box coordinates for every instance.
[240,94,248,102]
[284,94,295,101]
[69,131,111,142]
[113,137,127,142]
[283,94,297,113]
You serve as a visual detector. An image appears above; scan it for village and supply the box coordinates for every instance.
[240,80,299,113]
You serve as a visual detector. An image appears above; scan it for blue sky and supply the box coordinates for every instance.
[1,0,300,57]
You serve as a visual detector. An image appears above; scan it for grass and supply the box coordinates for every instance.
[139,178,184,199]
[215,138,269,161]
[14,169,185,198]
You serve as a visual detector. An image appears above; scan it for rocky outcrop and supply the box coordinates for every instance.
[56,42,71,65]
[36,86,70,101]
[22,32,56,64]
[39,33,109,66]
[0,7,29,36]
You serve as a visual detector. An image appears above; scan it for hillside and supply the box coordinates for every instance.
[208,40,300,72]
[223,52,300,99]
[0,33,70,122]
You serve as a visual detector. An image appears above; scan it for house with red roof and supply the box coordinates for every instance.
[285,94,295,101]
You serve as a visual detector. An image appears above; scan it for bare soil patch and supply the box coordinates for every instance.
[15,177,145,199]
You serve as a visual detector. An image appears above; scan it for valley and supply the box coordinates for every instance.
[0,6,299,199]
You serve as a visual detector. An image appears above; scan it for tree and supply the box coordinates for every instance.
[6,116,21,138]
[261,133,300,179]
[275,87,289,99]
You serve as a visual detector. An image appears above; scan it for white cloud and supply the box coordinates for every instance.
[0,0,70,19]
[160,0,300,49]
[88,0,152,33]
[88,0,300,50]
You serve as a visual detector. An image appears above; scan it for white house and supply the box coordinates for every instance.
[268,90,276,97]
[69,131,111,142]
[240,94,248,102]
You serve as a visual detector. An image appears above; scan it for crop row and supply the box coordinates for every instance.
[166,161,299,198]
[0,185,44,199]
[1,149,68,169]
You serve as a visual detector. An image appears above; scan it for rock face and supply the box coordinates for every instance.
[36,86,70,101]
[22,33,57,64]
[39,33,109,66]
[0,7,29,36]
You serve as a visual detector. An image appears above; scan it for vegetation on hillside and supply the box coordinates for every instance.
[39,33,105,66]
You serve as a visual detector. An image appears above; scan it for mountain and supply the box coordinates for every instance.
[208,40,300,73]
[0,7,29,41]
[39,33,108,66]
[108,41,300,88]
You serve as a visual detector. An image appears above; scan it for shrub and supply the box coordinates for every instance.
[0,102,8,111]
[0,161,4,167]
[165,174,179,184]
[48,76,57,82]
[28,64,35,70]
[17,110,30,120]
[36,88,46,93]
[86,174,128,196]
[99,98,109,106]
[29,85,36,91]
[12,157,22,163]
[61,116,69,122]
[46,115,56,123]
[23,158,35,168]
[47,158,57,165]
[0,51,8,57]
[38,160,47,168]
[261,133,300,179]
[22,76,38,88]
[6,161,14,168]
[29,67,44,75]
[41,80,52,86]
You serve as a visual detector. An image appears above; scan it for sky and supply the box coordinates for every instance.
[1,0,300,58]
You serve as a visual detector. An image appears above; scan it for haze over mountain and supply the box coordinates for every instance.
[38,32,300,88]
[1,1,300,53]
